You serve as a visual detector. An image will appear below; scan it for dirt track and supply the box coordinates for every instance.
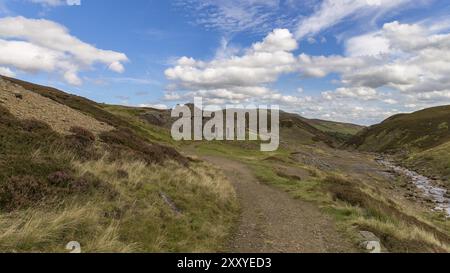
[203,155,357,253]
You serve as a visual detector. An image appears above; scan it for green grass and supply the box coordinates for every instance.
[0,158,238,252]
[349,105,450,152]
[406,141,450,181]
[101,104,176,145]
[308,119,364,135]
[250,163,327,203]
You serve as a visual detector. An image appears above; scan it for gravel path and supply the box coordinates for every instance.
[203,155,357,253]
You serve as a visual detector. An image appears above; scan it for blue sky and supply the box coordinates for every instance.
[1,0,450,125]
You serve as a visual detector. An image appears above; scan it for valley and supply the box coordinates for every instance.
[1,75,450,253]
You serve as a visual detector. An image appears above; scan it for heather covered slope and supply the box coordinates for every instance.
[0,76,238,252]
[349,106,450,153]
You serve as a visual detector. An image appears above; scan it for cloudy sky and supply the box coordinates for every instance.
[0,0,450,125]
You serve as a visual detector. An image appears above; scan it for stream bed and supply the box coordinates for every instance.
[377,158,450,218]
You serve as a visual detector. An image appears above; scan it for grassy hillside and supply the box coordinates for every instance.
[100,104,340,148]
[279,111,338,147]
[308,119,364,143]
[0,76,238,252]
[306,119,364,135]
[347,105,450,180]
[348,105,450,153]
[405,141,450,182]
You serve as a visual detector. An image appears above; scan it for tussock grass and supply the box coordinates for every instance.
[355,217,450,253]
[74,156,236,202]
[323,174,450,252]
[72,157,238,252]
[0,204,135,253]
[325,202,450,253]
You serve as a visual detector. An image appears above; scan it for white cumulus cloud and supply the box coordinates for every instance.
[0,16,128,85]
[165,29,298,100]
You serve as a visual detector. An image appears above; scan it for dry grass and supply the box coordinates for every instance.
[73,155,236,202]
[0,204,134,253]
[324,174,450,252]
[72,156,238,252]
[0,150,237,253]
[355,217,450,253]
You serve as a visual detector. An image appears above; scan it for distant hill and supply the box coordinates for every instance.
[298,118,365,144]
[305,119,364,135]
[348,105,450,153]
[347,105,450,181]
[102,104,344,148]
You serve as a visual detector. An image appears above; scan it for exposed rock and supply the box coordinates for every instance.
[359,231,380,242]
[187,156,203,163]
[140,112,165,126]
[14,92,23,100]
[290,151,333,171]
[359,231,384,253]
[159,191,182,215]
[281,119,294,128]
